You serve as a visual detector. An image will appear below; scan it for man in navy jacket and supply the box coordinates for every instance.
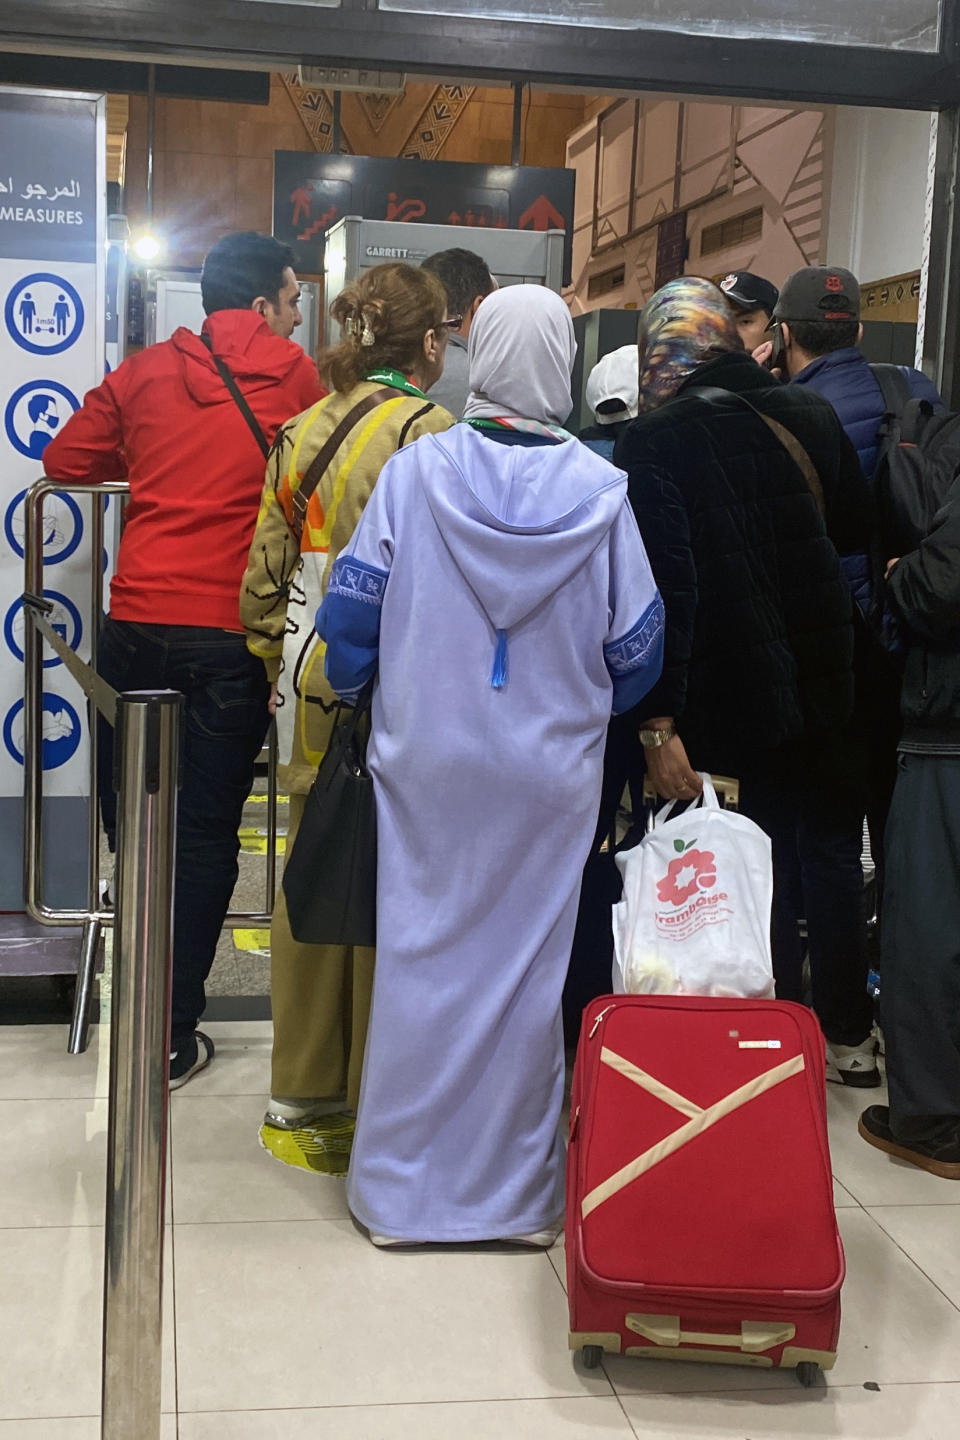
[776,267,941,482]
[772,267,943,1089]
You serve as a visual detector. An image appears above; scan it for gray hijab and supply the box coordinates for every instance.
[463,284,576,429]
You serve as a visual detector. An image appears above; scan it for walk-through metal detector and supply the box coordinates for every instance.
[323,216,565,344]
[144,268,322,357]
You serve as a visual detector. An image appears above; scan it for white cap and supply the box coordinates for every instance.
[585,345,639,425]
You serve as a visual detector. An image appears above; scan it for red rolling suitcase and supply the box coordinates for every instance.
[566,994,844,1387]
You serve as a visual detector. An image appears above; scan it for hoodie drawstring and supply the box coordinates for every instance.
[491,629,508,689]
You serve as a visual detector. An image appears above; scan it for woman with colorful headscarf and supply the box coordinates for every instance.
[615,276,875,1057]
[316,284,664,1245]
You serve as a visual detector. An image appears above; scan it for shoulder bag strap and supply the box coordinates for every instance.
[870,362,914,420]
[687,384,825,519]
[289,386,406,543]
[200,331,270,459]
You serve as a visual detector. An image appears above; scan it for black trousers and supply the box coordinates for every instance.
[97,618,271,1049]
[881,753,960,1128]
[712,745,871,1045]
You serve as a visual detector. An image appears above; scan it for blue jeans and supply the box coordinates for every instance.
[97,619,270,1049]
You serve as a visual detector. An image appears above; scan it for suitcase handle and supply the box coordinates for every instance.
[626,1314,796,1354]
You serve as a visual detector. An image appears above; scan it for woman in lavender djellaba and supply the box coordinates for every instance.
[316,285,665,1248]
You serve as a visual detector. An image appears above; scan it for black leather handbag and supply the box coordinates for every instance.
[282,683,377,948]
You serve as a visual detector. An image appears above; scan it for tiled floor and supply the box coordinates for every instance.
[4,1022,960,1438]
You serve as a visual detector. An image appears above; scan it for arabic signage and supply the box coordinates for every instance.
[0,87,105,908]
[0,91,97,264]
[273,153,576,282]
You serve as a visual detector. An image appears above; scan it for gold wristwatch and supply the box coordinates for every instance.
[639,724,676,748]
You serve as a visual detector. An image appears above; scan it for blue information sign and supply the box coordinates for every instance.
[4,378,80,459]
[4,589,82,668]
[3,693,83,770]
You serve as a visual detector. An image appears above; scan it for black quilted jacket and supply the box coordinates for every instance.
[615,350,863,766]
[888,480,960,753]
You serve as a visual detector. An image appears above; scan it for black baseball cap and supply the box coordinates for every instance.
[718,271,779,315]
[773,266,860,324]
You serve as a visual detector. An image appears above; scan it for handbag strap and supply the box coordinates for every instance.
[200,331,270,459]
[323,677,375,760]
[289,387,405,543]
[687,384,825,519]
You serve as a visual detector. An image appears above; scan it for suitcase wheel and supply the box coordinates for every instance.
[796,1362,820,1388]
[581,1345,604,1369]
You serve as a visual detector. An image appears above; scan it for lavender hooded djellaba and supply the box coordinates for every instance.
[316,286,664,1243]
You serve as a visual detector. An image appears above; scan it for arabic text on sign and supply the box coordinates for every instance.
[0,178,81,201]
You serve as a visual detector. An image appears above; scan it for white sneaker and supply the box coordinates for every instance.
[504,1223,563,1249]
[825,1037,881,1088]
[370,1224,564,1249]
[263,1097,349,1130]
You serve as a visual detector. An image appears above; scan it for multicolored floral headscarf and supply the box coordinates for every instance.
[636,277,742,413]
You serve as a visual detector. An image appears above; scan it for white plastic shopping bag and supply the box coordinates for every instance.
[612,774,774,999]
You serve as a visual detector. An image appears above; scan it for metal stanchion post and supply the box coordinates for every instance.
[101,691,183,1440]
[69,488,107,1053]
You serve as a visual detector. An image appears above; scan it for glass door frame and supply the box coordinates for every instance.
[2,0,959,111]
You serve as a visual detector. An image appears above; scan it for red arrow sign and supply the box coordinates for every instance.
[518,195,565,231]
[298,205,339,242]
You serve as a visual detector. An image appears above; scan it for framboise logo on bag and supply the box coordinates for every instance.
[657,840,716,906]
[655,839,731,938]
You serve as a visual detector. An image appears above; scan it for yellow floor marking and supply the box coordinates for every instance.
[238,827,287,856]
[234,929,271,952]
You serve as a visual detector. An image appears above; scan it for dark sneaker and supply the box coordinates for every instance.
[858,1105,960,1180]
[169,1032,215,1091]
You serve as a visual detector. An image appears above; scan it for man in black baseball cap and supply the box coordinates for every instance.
[775,264,941,479]
[774,265,860,325]
[717,270,780,351]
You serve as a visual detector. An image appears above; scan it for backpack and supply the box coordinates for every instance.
[871,364,960,555]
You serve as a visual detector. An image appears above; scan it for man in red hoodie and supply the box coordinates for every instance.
[44,231,324,1088]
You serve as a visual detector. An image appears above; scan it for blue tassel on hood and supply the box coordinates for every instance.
[491,629,508,689]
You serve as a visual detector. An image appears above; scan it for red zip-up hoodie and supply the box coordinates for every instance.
[43,310,325,630]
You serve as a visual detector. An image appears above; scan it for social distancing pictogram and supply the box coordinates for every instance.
[4,272,85,355]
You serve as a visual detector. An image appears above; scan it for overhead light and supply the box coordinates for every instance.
[133,233,163,262]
